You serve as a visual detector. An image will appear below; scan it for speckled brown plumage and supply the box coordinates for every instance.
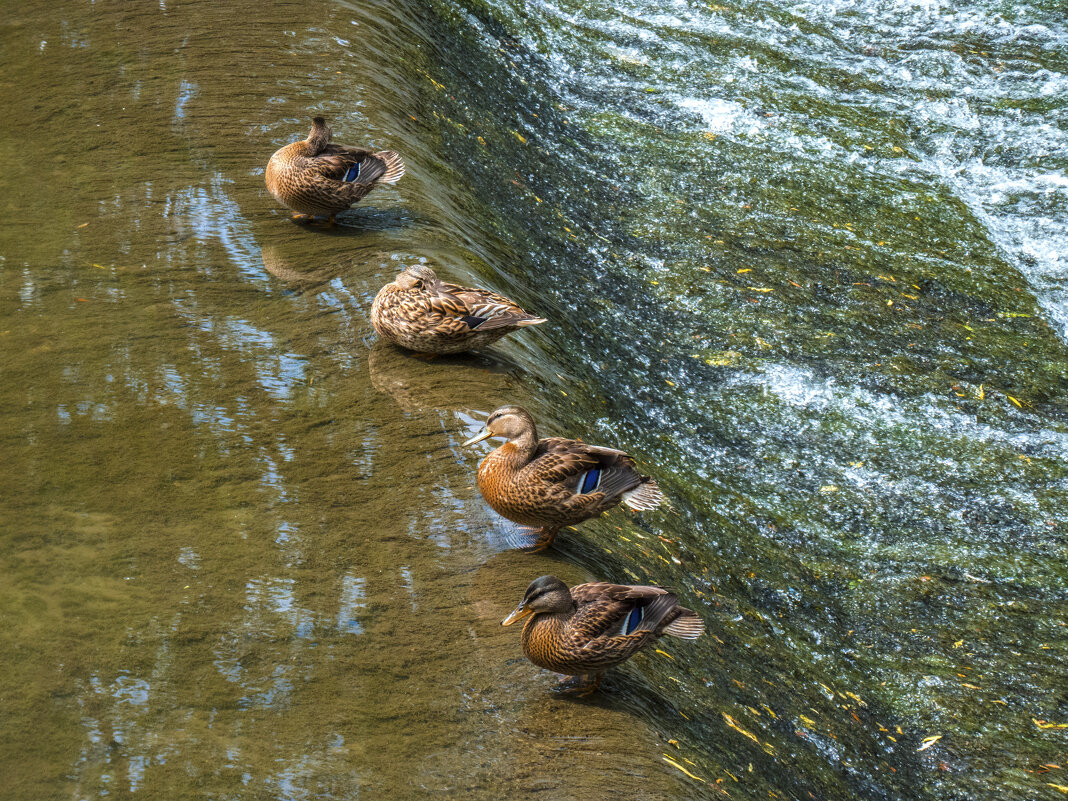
[502,575,704,691]
[265,117,404,223]
[371,265,546,354]
[464,406,664,550]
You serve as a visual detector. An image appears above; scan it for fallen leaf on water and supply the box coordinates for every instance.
[1006,395,1023,408]
[1033,719,1068,729]
[819,485,838,494]
[77,222,90,229]
[512,131,526,144]
[663,757,706,782]
[655,649,674,659]
[917,735,942,752]
[737,268,752,273]
[723,713,760,744]
[1048,784,1068,794]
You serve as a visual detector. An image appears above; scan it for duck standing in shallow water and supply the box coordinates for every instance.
[463,406,664,551]
[503,575,704,694]
[371,265,546,355]
[265,116,404,224]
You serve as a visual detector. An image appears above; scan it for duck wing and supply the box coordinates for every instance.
[312,146,406,186]
[557,588,680,663]
[525,438,655,508]
[426,281,545,333]
[574,583,705,640]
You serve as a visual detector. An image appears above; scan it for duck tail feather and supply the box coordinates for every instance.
[513,315,547,327]
[621,477,664,511]
[374,150,405,183]
[663,609,705,639]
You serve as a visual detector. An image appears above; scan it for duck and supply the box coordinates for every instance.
[371,265,546,354]
[463,405,664,551]
[265,116,404,224]
[502,575,705,693]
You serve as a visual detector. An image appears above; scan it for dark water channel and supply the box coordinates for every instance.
[1,0,1066,799]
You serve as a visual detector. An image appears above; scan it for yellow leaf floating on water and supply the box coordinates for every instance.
[820,485,838,494]
[1006,395,1023,408]
[723,713,760,744]
[1034,718,1068,729]
[663,756,705,782]
[513,131,527,144]
[656,649,674,659]
[1047,783,1068,794]
[917,735,942,752]
[750,287,774,293]
[737,268,752,273]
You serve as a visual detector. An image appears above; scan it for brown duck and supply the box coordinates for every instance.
[463,406,664,550]
[265,116,404,224]
[371,265,546,354]
[503,575,704,693]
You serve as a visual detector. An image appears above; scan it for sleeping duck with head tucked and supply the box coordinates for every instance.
[371,264,546,355]
[265,116,404,225]
[503,575,704,694]
[463,405,664,551]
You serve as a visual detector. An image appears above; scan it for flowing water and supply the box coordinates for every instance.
[1,0,1066,799]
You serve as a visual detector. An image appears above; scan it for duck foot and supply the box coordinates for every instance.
[557,674,603,696]
[523,527,559,553]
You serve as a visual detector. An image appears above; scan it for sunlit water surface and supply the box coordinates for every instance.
[0,0,1065,799]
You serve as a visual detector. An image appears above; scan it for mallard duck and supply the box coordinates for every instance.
[503,575,704,693]
[463,406,664,550]
[371,265,546,354]
[265,116,404,224]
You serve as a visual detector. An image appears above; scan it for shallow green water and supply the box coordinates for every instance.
[1,0,1066,799]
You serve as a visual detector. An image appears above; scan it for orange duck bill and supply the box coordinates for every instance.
[501,603,534,626]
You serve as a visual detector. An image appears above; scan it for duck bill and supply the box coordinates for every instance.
[501,604,533,627]
[463,429,493,447]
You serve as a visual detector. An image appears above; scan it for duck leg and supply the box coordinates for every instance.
[574,674,604,697]
[525,526,560,553]
[557,673,603,696]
